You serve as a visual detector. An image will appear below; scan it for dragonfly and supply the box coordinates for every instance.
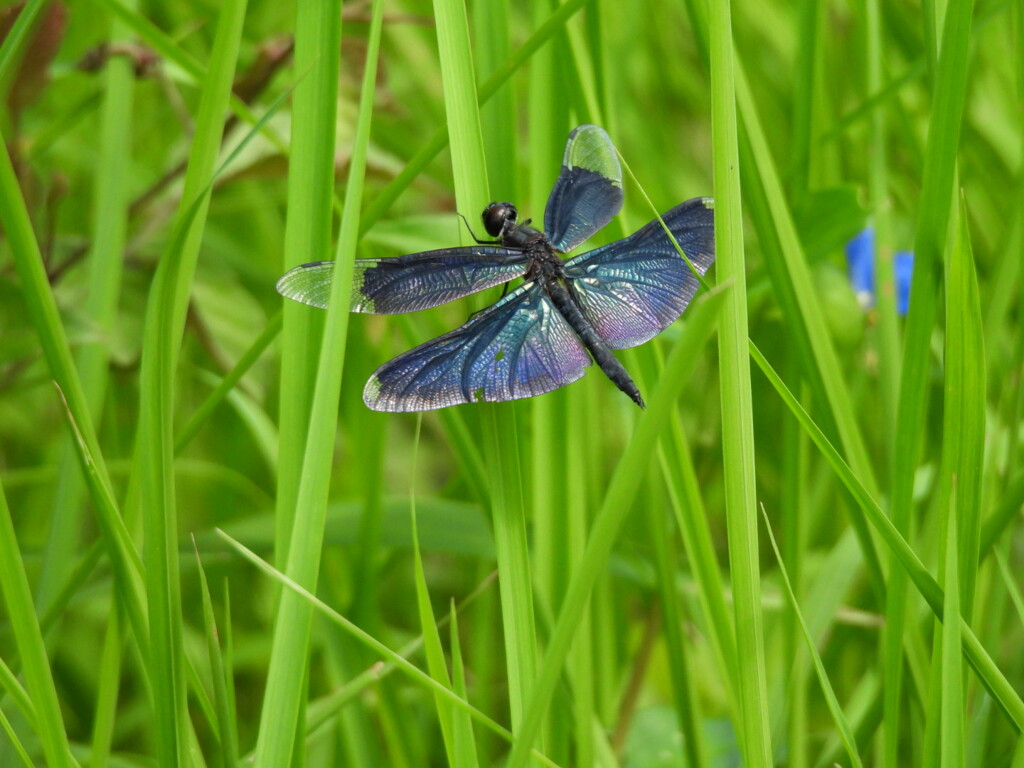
[277,125,715,412]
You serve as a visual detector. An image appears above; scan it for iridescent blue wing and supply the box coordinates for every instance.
[276,246,531,314]
[544,125,624,253]
[363,283,591,412]
[562,197,715,350]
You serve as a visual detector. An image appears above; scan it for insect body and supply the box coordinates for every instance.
[277,125,715,412]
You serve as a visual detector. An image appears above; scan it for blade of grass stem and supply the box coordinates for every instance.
[89,606,123,768]
[193,541,239,768]
[749,341,1024,731]
[253,1,379,764]
[761,505,865,768]
[0,103,148,671]
[505,288,726,768]
[0,0,46,84]
[0,481,76,768]
[887,0,977,759]
[0,710,33,768]
[133,0,247,762]
[941,197,985,618]
[940,506,964,768]
[220,532,561,768]
[450,604,481,768]
[709,0,772,763]
[36,0,136,616]
[410,415,457,761]
[648,500,708,768]
[432,0,542,746]
[274,0,341,566]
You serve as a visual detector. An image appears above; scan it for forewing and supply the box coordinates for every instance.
[562,197,715,349]
[544,125,624,253]
[363,284,591,411]
[276,246,530,313]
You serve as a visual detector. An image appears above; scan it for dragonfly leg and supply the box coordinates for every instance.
[456,212,498,245]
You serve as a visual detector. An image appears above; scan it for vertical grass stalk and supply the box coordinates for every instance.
[708,0,772,763]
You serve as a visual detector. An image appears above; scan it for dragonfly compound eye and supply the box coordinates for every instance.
[482,202,517,237]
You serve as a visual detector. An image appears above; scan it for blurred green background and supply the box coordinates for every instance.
[0,0,1021,766]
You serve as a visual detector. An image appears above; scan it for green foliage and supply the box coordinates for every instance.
[1,0,1022,766]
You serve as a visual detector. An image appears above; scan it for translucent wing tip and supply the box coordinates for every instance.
[275,261,333,309]
[563,124,622,183]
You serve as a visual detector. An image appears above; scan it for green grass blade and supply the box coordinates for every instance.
[450,604,481,768]
[432,0,542,747]
[889,0,977,662]
[0,481,76,768]
[505,287,726,768]
[89,607,124,768]
[0,657,34,727]
[193,542,238,768]
[0,127,149,660]
[761,506,864,768]
[647,500,709,768]
[887,2,978,758]
[252,1,380,764]
[941,197,985,617]
[220,532,561,768]
[709,0,772,763]
[132,0,248,763]
[734,64,885,592]
[0,707,34,768]
[36,0,137,619]
[410,419,457,760]
[749,342,1024,731]
[359,0,591,230]
[273,0,341,566]
[940,507,965,768]
[0,0,46,85]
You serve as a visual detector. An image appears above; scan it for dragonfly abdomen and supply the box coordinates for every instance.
[546,281,645,408]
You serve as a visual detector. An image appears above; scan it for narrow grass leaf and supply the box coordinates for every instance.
[734,61,885,588]
[940,506,964,768]
[888,2,977,757]
[89,607,124,768]
[193,541,238,768]
[36,0,137,615]
[133,0,248,762]
[760,505,865,768]
[654,294,739,715]
[994,551,1024,628]
[273,0,342,566]
[506,288,727,768]
[0,107,148,667]
[220,532,561,768]
[749,342,1024,730]
[709,0,773,764]
[0,0,46,83]
[432,0,541,744]
[0,482,75,767]
[450,604,481,768]
[253,2,381,765]
[0,707,34,768]
[941,197,986,617]
[647,500,709,768]
[410,416,457,760]
[0,657,34,726]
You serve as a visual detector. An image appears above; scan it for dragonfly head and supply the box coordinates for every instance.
[483,202,518,238]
